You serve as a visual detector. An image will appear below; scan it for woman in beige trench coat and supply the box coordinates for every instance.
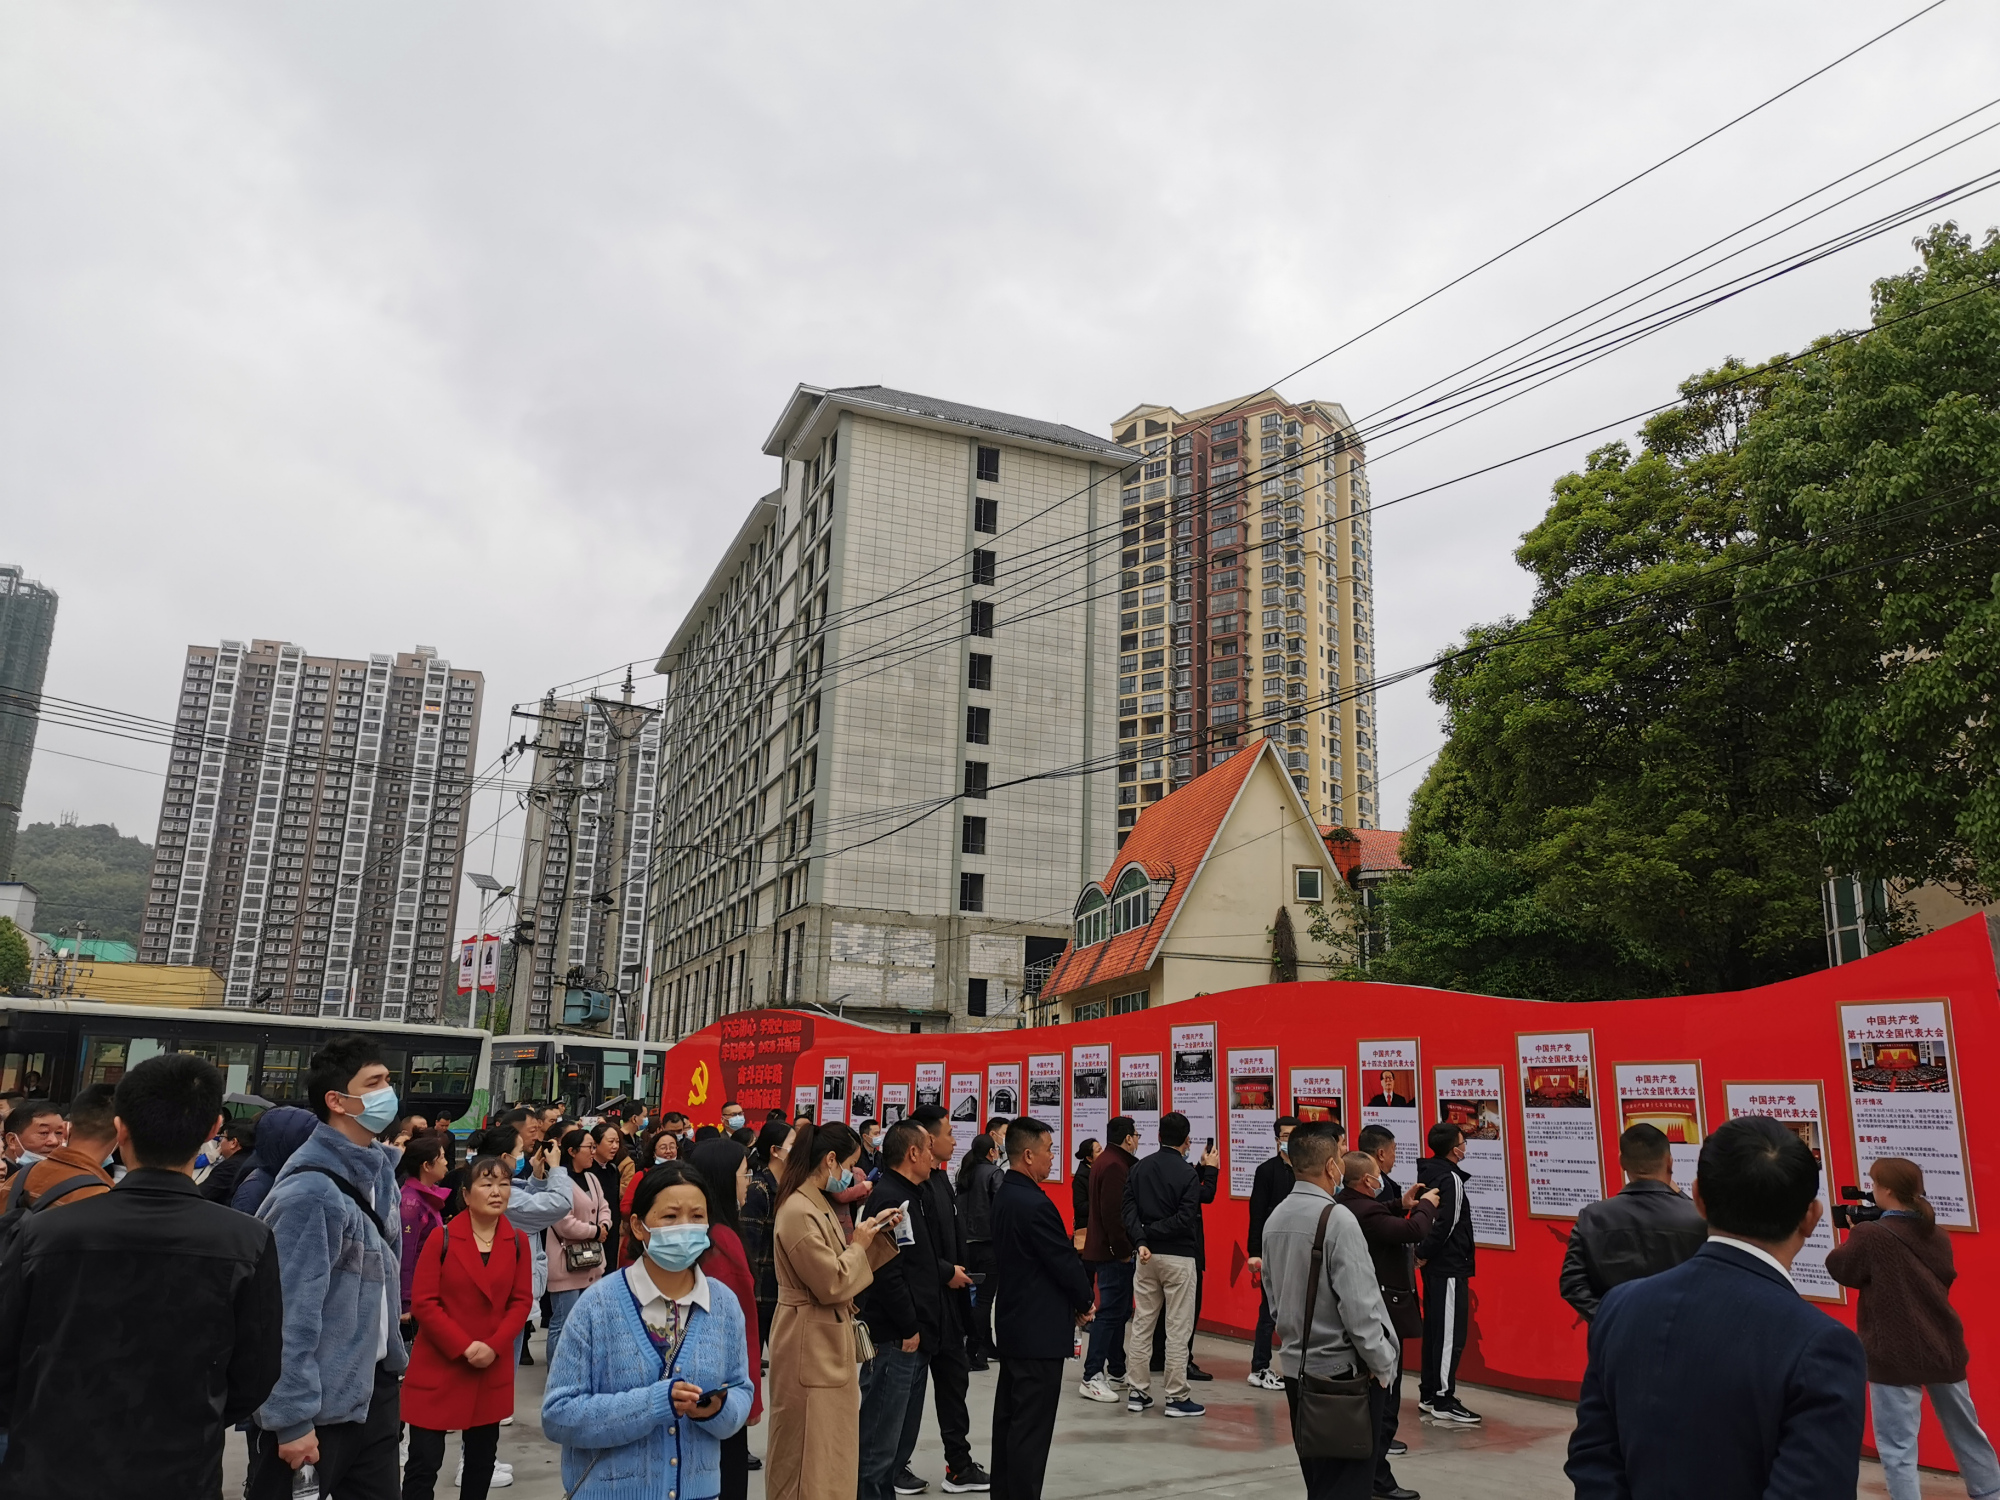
[764,1121,903,1500]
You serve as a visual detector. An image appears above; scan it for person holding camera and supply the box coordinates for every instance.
[1826,1157,2000,1500]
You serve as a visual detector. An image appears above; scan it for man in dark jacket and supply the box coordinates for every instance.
[1560,1123,1708,1322]
[859,1121,940,1500]
[1567,1116,1866,1499]
[1415,1121,1480,1424]
[200,1117,258,1204]
[1338,1150,1439,1500]
[0,1053,283,1499]
[1078,1117,1138,1400]
[1243,1115,1298,1389]
[989,1118,1092,1500]
[911,1105,989,1494]
[1120,1111,1217,1417]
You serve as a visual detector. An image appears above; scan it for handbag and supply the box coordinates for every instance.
[564,1238,606,1273]
[1378,1283,1421,1341]
[1290,1204,1377,1462]
[853,1316,878,1364]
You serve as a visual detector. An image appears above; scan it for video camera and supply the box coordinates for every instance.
[1831,1185,1886,1232]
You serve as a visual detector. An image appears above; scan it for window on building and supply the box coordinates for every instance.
[960,873,985,913]
[969,600,994,637]
[977,446,1000,483]
[962,815,987,855]
[1073,999,1108,1022]
[968,976,989,1015]
[968,653,993,691]
[1073,888,1108,947]
[972,549,996,586]
[1295,867,1323,902]
[974,497,998,533]
[966,705,990,744]
[1110,991,1149,1015]
[963,761,989,799]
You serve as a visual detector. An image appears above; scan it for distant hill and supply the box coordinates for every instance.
[11,821,153,947]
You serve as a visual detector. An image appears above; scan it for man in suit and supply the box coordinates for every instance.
[1366,1073,1413,1109]
[910,1105,988,1495]
[1567,1115,1867,1499]
[858,1121,941,1500]
[988,1117,1093,1500]
[1243,1115,1299,1390]
[1559,1122,1709,1322]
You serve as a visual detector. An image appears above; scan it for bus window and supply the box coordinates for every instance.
[174,1041,257,1096]
[601,1050,634,1101]
[378,1049,408,1093]
[407,1052,474,1099]
[260,1047,305,1102]
[79,1037,165,1088]
[3,1050,52,1094]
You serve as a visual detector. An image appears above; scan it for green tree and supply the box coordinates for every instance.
[1738,224,2000,899]
[0,917,28,995]
[11,821,154,946]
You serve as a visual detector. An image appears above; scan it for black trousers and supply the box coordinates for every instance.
[1374,1340,1406,1492]
[402,1423,499,1500]
[989,1357,1064,1500]
[1419,1269,1469,1406]
[964,1241,997,1359]
[927,1311,975,1473]
[1150,1259,1205,1366]
[248,1364,401,1500]
[720,1426,749,1500]
[1282,1376,1383,1500]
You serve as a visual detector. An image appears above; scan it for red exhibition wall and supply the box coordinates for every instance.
[661,915,2000,1473]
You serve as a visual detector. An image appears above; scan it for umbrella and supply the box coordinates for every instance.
[225,1092,274,1109]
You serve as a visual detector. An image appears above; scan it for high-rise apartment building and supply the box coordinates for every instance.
[507,690,661,1036]
[1107,392,1378,830]
[649,385,1133,1041]
[0,565,59,878]
[138,640,484,1020]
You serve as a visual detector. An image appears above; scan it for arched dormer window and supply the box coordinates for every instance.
[1074,887,1109,948]
[1109,865,1156,937]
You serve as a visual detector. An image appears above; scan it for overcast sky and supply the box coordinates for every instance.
[6,1,1998,930]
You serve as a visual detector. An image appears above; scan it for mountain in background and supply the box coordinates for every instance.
[10,821,153,947]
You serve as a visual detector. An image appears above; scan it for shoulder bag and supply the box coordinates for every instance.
[1291,1203,1377,1462]
[562,1177,607,1273]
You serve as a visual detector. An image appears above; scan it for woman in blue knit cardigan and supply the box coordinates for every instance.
[543,1162,754,1500]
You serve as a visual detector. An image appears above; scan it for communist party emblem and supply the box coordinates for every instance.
[687,1061,710,1108]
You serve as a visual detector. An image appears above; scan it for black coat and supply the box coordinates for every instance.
[1559,1178,1708,1321]
[0,1169,283,1499]
[857,1169,943,1350]
[1070,1158,1091,1232]
[990,1169,1093,1359]
[1246,1152,1296,1257]
[199,1150,254,1205]
[1121,1147,1217,1261]
[920,1167,966,1329]
[1415,1156,1476,1277]
[1568,1242,1866,1499]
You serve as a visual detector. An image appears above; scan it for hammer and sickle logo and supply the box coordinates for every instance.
[687,1061,710,1107]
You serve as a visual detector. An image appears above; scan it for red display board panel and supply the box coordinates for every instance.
[668,918,2000,1473]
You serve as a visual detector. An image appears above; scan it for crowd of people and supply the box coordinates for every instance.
[1,1053,1996,1500]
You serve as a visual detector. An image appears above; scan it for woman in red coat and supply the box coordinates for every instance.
[401,1154,534,1500]
[689,1136,764,1500]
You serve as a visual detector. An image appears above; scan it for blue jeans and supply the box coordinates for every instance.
[1084,1259,1133,1380]
[859,1345,928,1500]
[1872,1381,2000,1500]
[546,1287,585,1372]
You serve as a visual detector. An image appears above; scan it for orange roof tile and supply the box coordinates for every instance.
[1043,740,1273,999]
[1322,825,1408,883]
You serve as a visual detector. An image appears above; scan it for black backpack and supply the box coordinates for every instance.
[0,1167,106,1263]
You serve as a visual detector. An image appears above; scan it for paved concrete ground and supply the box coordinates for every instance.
[224,1327,1951,1497]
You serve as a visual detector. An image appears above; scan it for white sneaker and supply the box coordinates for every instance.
[1078,1373,1121,1402]
[499,1415,515,1427]
[1246,1368,1285,1391]
[456,1462,515,1488]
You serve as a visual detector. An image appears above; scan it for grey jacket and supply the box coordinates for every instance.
[1263,1181,1398,1384]
[504,1164,577,1299]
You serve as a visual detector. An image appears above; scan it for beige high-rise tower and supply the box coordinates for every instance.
[1107,392,1378,831]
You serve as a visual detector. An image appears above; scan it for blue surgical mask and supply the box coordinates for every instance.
[1278,1140,1290,1155]
[646,1223,711,1272]
[341,1086,400,1134]
[724,1114,745,1131]
[828,1167,853,1193]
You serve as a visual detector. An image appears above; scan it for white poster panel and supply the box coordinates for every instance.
[1070,1044,1111,1167]
[1358,1039,1421,1163]
[1227,1048,1279,1198]
[1518,1030,1604,1219]
[1614,1062,1706,1189]
[1171,1023,1219,1156]
[457,938,477,995]
[820,1056,850,1127]
[850,1071,880,1128]
[914,1063,945,1112]
[1726,1082,1844,1302]
[1435,1065,1513,1248]
[1119,1053,1163,1156]
[1289,1068,1348,1144]
[987,1062,1023,1122]
[477,936,500,993]
[1028,1054,1065,1182]
[1839,1001,1975,1229]
[793,1084,818,1122]
[949,1072,983,1162]
[880,1083,910,1126]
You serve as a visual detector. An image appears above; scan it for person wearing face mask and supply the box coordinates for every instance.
[765,1122,904,1500]
[546,1127,616,1369]
[542,1160,754,1500]
[397,1133,453,1332]
[1335,1150,1438,1500]
[722,1102,749,1135]
[400,1154,533,1500]
[690,1137,764,1500]
[741,1120,793,1343]
[2,1100,65,1170]
[249,1035,409,1500]
[1242,1115,1299,1392]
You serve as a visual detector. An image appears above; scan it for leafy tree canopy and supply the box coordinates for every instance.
[0,917,28,995]
[11,821,154,946]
